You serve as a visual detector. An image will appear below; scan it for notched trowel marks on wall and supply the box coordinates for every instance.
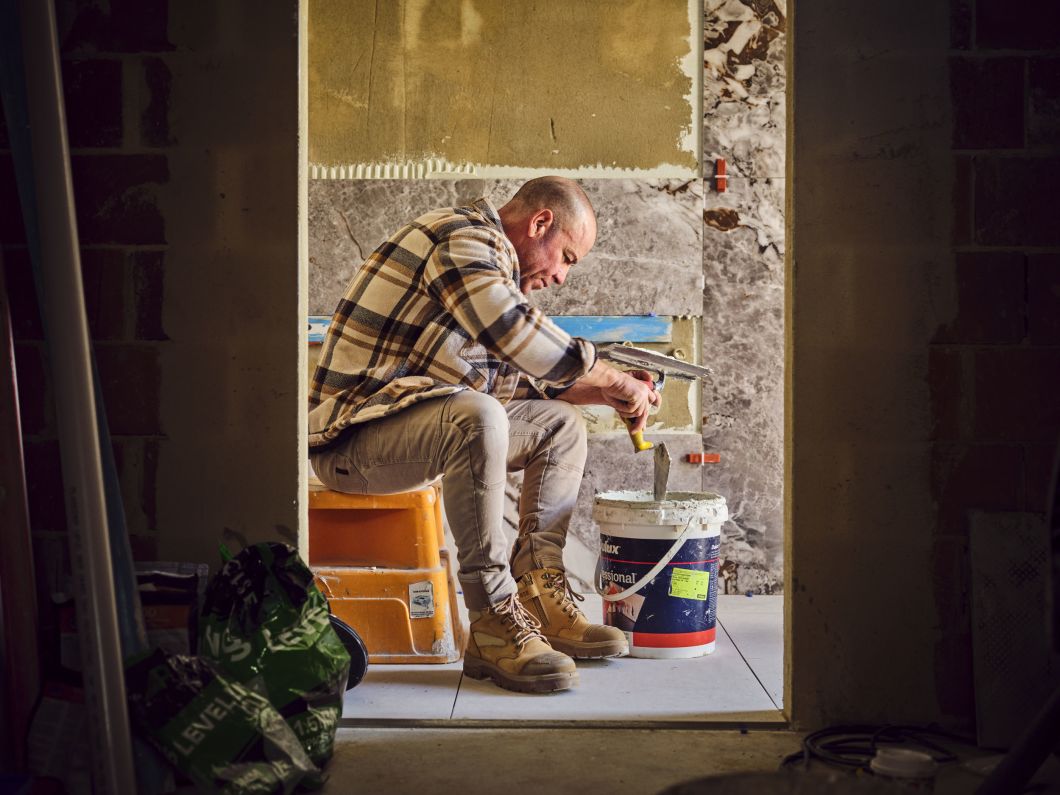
[309,0,698,172]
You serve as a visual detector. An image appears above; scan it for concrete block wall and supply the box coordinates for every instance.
[928,0,1060,721]
[790,0,1060,729]
[3,1,303,609]
[2,0,174,597]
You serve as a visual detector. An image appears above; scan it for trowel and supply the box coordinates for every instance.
[598,344,715,454]
[653,443,671,501]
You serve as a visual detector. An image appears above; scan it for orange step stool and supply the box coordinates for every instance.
[308,481,465,664]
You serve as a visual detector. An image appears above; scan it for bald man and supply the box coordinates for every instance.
[309,177,659,693]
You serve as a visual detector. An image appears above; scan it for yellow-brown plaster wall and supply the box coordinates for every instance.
[308,0,697,172]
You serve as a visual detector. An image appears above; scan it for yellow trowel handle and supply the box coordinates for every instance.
[624,416,653,452]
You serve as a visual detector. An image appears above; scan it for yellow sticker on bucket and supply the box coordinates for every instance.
[669,568,709,601]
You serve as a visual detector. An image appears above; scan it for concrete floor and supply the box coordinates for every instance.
[341,595,784,724]
[321,727,802,794]
[319,728,1060,794]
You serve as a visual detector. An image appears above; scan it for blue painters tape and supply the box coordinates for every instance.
[308,314,673,345]
[549,315,672,343]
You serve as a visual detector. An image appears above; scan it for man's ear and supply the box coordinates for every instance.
[527,208,554,239]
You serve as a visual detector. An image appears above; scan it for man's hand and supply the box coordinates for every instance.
[580,362,660,432]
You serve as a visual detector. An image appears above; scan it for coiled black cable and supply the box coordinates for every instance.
[780,723,972,772]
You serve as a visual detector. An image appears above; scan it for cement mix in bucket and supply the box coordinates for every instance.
[593,490,728,659]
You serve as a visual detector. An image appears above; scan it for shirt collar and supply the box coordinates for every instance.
[472,197,503,232]
[471,197,521,284]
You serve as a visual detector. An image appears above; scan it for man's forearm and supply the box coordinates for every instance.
[552,381,605,406]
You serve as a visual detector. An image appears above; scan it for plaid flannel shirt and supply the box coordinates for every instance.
[308,198,597,450]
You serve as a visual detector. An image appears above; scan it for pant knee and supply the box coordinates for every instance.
[445,390,510,436]
[443,391,509,484]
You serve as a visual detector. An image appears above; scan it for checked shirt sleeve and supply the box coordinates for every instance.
[424,227,596,387]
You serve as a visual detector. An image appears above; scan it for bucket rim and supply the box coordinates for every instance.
[593,490,727,509]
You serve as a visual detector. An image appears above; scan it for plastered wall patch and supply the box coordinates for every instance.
[309,0,699,175]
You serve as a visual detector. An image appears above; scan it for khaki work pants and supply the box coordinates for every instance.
[309,391,588,610]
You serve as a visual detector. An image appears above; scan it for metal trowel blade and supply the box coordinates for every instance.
[653,443,671,501]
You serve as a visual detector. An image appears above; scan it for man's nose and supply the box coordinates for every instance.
[552,267,566,286]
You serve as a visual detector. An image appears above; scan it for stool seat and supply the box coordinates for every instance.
[308,480,464,664]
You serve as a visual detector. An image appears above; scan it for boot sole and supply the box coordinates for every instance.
[463,659,578,694]
[546,637,628,660]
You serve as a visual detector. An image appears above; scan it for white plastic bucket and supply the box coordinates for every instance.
[593,490,728,659]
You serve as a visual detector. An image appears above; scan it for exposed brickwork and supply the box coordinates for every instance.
[130,250,167,340]
[112,437,162,535]
[951,155,974,245]
[938,0,1060,729]
[70,154,168,244]
[80,248,128,339]
[950,0,972,50]
[1029,57,1060,147]
[928,348,969,440]
[975,0,1060,50]
[2,247,43,340]
[974,157,1060,246]
[58,0,174,55]
[0,155,26,244]
[1028,254,1060,343]
[140,58,173,147]
[950,58,1024,148]
[13,343,50,436]
[1024,443,1059,509]
[62,59,123,148]
[94,344,162,436]
[932,443,1023,535]
[972,348,1060,442]
[2,0,174,590]
[22,440,67,534]
[933,252,1026,344]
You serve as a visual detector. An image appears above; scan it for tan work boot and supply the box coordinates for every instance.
[463,592,578,693]
[517,567,628,659]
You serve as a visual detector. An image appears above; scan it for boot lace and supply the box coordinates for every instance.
[542,570,585,620]
[493,593,545,648]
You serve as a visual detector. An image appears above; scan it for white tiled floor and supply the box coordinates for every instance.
[341,594,783,723]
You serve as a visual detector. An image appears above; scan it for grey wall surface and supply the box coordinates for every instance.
[790,0,953,726]
[701,0,787,594]
[156,4,303,564]
[308,179,704,317]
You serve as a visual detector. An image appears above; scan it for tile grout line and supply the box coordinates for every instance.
[716,617,781,711]
[449,668,465,720]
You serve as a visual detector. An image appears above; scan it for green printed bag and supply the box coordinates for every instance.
[125,649,318,794]
[199,543,350,770]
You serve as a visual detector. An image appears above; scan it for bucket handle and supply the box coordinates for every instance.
[595,515,699,602]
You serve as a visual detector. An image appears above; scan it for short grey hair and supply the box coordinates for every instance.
[507,176,594,232]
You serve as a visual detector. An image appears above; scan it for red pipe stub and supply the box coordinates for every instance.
[715,158,727,192]
[686,453,721,464]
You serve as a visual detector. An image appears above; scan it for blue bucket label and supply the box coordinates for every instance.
[600,532,720,644]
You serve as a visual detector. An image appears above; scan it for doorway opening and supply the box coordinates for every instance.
[299,0,787,726]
